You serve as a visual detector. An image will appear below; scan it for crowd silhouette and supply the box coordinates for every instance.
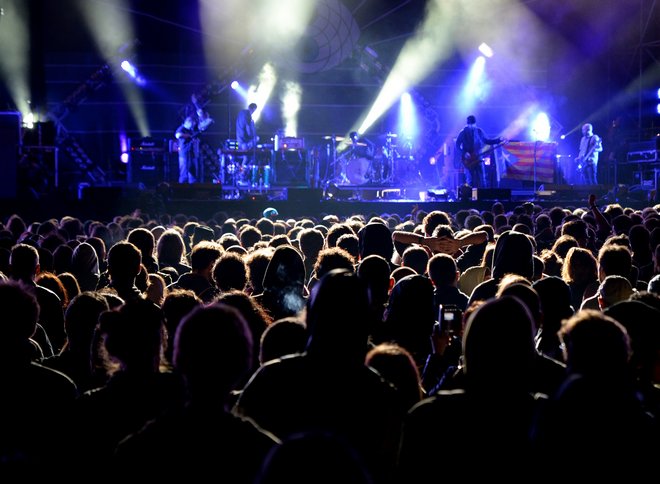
[0,198,659,481]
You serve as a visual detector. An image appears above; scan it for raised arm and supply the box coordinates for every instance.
[392,230,426,246]
[392,230,488,255]
[588,193,611,240]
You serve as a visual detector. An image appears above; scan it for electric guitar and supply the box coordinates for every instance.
[177,130,203,149]
[462,140,508,169]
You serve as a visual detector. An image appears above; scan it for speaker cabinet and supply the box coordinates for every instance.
[287,187,322,203]
[0,112,21,198]
[471,188,511,201]
[170,183,222,200]
[129,152,169,188]
[273,149,307,186]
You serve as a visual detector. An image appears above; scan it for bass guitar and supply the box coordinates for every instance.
[462,140,508,169]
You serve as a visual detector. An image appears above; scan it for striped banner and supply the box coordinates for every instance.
[498,141,557,183]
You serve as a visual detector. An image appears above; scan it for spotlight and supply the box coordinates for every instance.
[120,60,146,86]
[560,134,566,140]
[530,112,550,141]
[121,60,135,75]
[478,42,493,58]
[23,111,35,129]
[120,152,129,164]
[231,80,239,90]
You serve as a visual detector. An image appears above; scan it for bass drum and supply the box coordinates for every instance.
[395,156,420,185]
[346,157,371,185]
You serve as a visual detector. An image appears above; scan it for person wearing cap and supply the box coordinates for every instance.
[263,207,278,220]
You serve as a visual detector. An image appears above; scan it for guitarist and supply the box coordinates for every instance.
[175,105,214,184]
[575,122,603,185]
[454,115,504,188]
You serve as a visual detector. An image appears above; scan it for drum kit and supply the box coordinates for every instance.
[216,132,421,189]
[324,132,419,186]
[217,143,272,188]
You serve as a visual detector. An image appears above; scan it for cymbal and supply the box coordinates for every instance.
[323,135,345,141]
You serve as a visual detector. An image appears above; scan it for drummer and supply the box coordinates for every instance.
[349,131,375,158]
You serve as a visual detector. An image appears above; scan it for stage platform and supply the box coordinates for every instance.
[2,181,655,223]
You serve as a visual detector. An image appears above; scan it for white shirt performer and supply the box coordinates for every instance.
[576,123,603,185]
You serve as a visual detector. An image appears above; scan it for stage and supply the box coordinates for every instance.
[5,180,653,224]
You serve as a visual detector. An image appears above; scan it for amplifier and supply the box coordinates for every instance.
[130,137,166,153]
[626,150,658,163]
[275,135,304,150]
[627,140,657,152]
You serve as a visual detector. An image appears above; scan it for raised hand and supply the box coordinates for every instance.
[427,236,462,255]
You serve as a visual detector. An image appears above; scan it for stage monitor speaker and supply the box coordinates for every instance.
[537,184,607,198]
[170,183,222,200]
[273,149,307,186]
[0,111,21,198]
[287,187,322,203]
[471,188,511,201]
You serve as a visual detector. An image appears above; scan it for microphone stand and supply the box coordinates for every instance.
[533,140,539,194]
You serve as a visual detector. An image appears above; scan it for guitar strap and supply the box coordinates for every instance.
[583,135,595,161]
[466,126,475,151]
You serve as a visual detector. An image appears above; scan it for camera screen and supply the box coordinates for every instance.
[438,305,463,333]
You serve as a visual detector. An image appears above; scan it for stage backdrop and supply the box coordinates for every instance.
[496,141,557,184]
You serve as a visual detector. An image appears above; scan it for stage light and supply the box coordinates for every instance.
[530,112,550,141]
[231,81,249,100]
[119,134,129,164]
[356,1,455,135]
[120,60,146,86]
[560,134,566,140]
[478,42,493,58]
[78,1,149,135]
[23,111,35,130]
